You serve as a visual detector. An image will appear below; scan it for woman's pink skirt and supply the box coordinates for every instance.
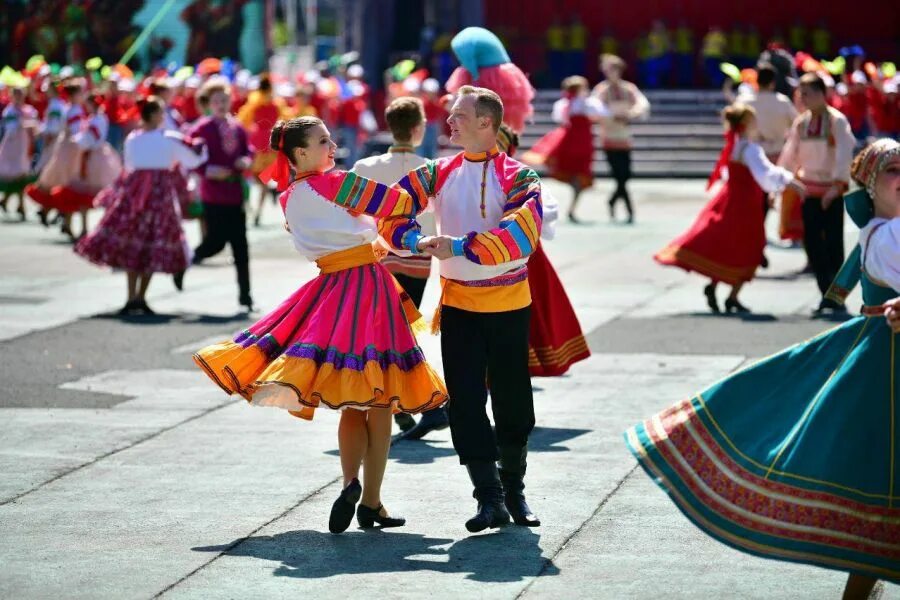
[194,255,449,421]
[75,169,191,273]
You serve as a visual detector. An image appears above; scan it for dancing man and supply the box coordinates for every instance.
[380,85,543,532]
[778,72,855,316]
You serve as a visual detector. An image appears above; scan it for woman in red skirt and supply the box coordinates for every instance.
[75,97,208,315]
[655,103,804,313]
[503,124,591,376]
[523,76,608,223]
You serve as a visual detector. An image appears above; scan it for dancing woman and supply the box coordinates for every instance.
[628,138,900,599]
[193,116,448,533]
[655,103,801,313]
[75,97,208,315]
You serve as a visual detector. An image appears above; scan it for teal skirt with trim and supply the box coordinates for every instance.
[626,314,900,582]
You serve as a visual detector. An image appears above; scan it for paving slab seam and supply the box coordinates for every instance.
[151,475,343,598]
[0,399,236,506]
[515,464,639,599]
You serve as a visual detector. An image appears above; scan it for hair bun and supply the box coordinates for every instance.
[270,121,284,151]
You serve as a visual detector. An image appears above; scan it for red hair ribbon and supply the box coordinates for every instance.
[706,129,738,190]
[259,134,292,192]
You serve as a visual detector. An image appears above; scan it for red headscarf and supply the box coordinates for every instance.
[259,135,292,192]
[706,128,739,190]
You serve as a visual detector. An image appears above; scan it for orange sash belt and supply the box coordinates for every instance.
[316,243,382,274]
[315,243,423,328]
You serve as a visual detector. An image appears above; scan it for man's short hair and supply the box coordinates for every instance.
[457,85,504,133]
[385,96,425,142]
[756,63,777,88]
[799,72,827,95]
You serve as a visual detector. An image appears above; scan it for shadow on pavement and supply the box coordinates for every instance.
[193,527,559,582]
[327,426,592,464]
[676,311,778,321]
[89,311,250,325]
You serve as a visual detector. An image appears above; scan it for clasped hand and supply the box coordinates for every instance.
[884,298,900,333]
[416,235,456,259]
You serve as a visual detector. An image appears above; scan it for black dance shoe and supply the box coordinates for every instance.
[117,300,139,316]
[465,461,510,533]
[498,446,541,527]
[398,407,449,441]
[329,478,361,534]
[239,295,255,312]
[724,298,751,314]
[393,413,416,432]
[134,300,156,315]
[465,495,510,533]
[812,298,848,317]
[356,504,406,529]
[703,284,720,314]
[173,270,185,292]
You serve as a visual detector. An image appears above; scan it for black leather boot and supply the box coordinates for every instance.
[498,446,541,527]
[464,460,510,533]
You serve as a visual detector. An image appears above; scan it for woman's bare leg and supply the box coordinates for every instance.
[338,409,368,487]
[360,407,393,512]
[127,271,138,302]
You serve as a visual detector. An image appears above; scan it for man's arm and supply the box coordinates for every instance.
[441,168,543,264]
[377,162,437,254]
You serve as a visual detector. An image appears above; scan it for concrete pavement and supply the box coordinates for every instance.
[0,178,893,599]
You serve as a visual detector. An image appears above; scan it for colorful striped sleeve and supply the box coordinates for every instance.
[378,161,437,254]
[325,170,419,220]
[453,168,543,265]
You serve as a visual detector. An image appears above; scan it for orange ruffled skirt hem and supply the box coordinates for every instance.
[193,245,448,421]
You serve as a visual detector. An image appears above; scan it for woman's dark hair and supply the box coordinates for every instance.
[270,117,325,164]
[140,95,165,123]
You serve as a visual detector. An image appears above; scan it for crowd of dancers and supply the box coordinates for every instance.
[1,23,899,600]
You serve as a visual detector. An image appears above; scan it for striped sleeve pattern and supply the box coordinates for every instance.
[461,168,543,265]
[328,170,417,219]
[378,161,437,252]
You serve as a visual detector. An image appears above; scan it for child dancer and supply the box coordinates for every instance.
[188,80,254,310]
[655,103,801,313]
[627,138,900,599]
[27,80,87,234]
[34,81,66,174]
[75,97,208,315]
[0,86,38,219]
[53,94,122,239]
[193,116,448,533]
